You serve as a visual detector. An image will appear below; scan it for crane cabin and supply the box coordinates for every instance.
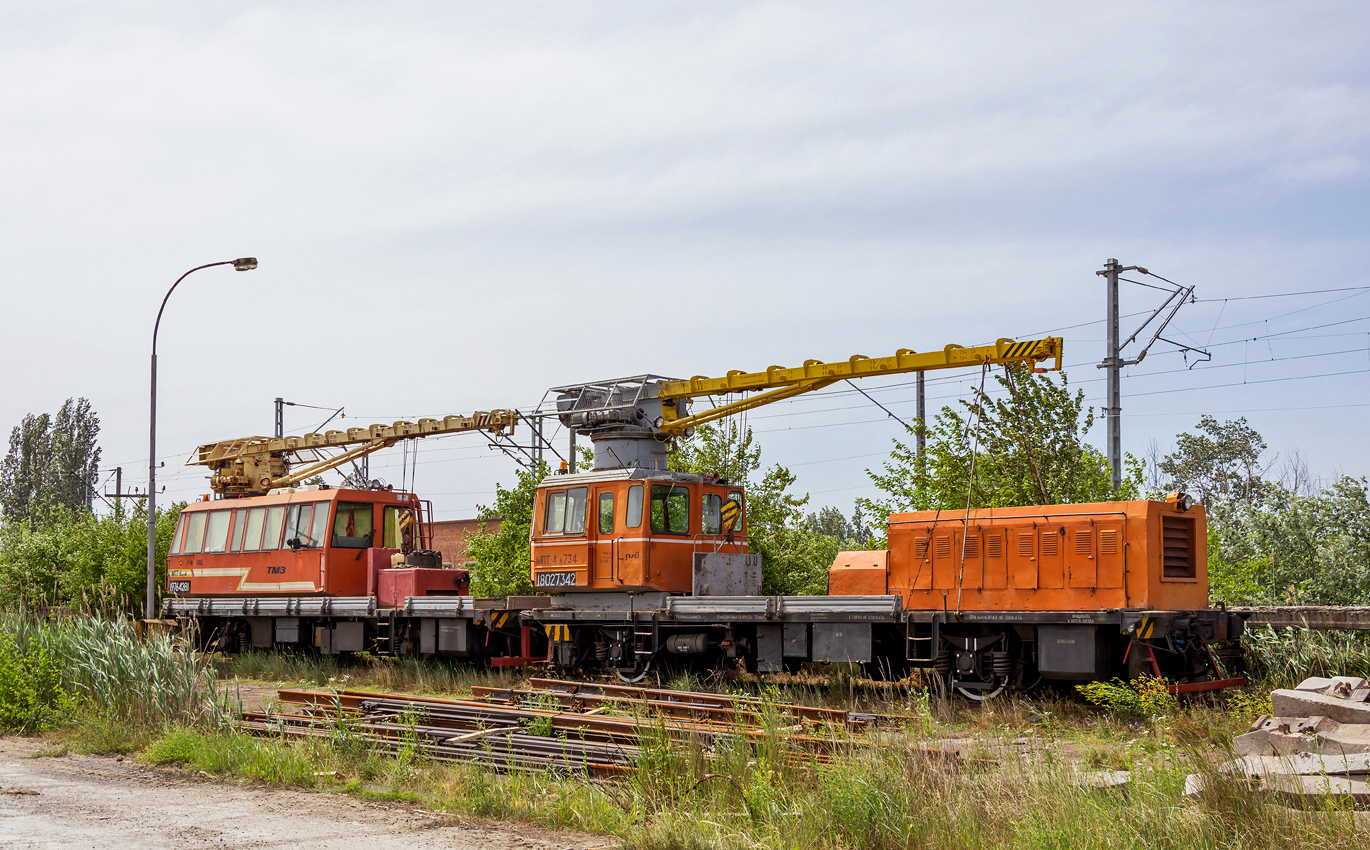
[530,469,749,593]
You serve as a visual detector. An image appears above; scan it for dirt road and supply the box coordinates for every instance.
[0,737,608,849]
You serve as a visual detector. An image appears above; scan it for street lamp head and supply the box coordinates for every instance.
[233,257,258,271]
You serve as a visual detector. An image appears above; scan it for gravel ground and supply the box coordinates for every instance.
[0,737,609,850]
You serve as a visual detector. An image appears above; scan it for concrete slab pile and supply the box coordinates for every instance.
[1193,675,1370,808]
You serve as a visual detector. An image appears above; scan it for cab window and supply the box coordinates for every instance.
[204,510,232,554]
[263,506,287,550]
[625,485,643,528]
[284,503,314,548]
[728,490,745,532]
[598,492,615,535]
[242,507,267,552]
[566,487,588,533]
[229,509,249,552]
[181,512,208,555]
[702,494,722,535]
[333,502,375,549]
[383,506,414,550]
[169,513,190,555]
[543,487,588,534]
[544,491,567,533]
[650,484,690,535]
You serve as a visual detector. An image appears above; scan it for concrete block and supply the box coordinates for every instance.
[1221,752,1370,777]
[1078,770,1131,793]
[1294,676,1367,697]
[1235,715,1370,756]
[1265,774,1370,808]
[1271,689,1370,724]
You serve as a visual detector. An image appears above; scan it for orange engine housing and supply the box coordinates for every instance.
[831,499,1207,611]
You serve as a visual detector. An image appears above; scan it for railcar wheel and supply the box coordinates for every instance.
[955,681,1007,701]
[615,662,652,684]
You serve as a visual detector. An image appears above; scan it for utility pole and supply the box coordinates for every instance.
[569,429,577,474]
[274,397,284,439]
[915,371,926,459]
[1101,258,1123,492]
[104,467,147,502]
[1097,257,1206,494]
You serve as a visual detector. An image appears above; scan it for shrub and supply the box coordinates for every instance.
[1076,675,1177,720]
[0,631,70,731]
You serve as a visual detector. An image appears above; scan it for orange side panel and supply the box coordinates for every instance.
[838,500,1211,612]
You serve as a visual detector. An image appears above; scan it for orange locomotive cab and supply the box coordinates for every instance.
[530,469,748,593]
[165,486,432,598]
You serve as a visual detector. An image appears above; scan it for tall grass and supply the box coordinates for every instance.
[0,610,224,732]
[148,703,1367,850]
[1242,624,1370,688]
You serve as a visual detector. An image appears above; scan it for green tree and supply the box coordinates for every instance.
[463,464,546,598]
[1209,477,1370,606]
[860,367,1136,524]
[48,399,101,513]
[1158,415,1268,505]
[0,413,53,525]
[671,421,843,594]
[0,501,183,615]
[0,398,102,525]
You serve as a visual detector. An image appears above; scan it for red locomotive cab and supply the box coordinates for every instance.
[164,486,433,598]
[530,470,748,593]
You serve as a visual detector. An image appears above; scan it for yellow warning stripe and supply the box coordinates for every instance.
[543,624,571,642]
[1003,339,1044,360]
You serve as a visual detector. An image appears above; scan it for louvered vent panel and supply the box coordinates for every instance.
[1161,515,1196,578]
[964,536,980,558]
[1075,529,1093,555]
[1018,534,1034,557]
[913,538,929,561]
[986,534,1003,558]
[1100,529,1118,555]
[1041,533,1059,556]
[935,536,952,558]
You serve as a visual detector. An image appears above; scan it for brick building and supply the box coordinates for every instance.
[429,517,501,566]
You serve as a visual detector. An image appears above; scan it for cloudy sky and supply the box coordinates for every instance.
[2,2,1367,520]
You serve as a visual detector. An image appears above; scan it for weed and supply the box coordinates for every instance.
[29,741,70,758]
[1076,675,1178,721]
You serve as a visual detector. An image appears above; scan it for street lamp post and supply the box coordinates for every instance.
[146,257,257,620]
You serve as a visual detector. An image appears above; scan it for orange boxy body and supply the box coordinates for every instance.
[830,500,1207,612]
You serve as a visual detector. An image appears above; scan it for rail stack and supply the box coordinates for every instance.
[237,680,874,776]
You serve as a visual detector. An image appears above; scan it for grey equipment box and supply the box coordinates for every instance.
[274,617,299,643]
[1037,626,1097,676]
[812,623,871,663]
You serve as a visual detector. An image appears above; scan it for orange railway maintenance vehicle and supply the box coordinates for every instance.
[828,497,1244,698]
[162,411,541,660]
[162,334,1245,694]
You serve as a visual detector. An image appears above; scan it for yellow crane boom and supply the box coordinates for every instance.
[657,337,1062,435]
[190,410,518,497]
